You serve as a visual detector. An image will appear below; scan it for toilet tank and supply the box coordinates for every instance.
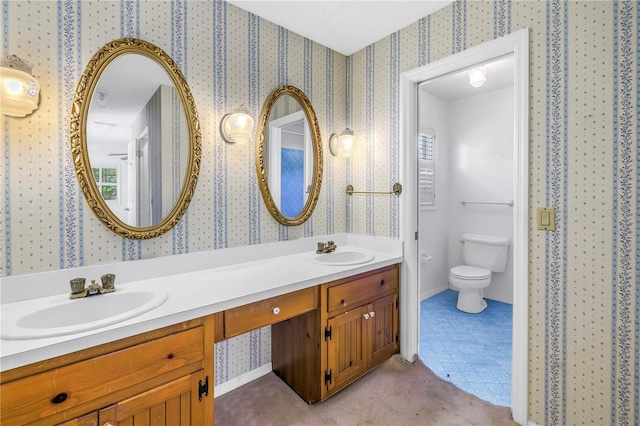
[462,233,510,272]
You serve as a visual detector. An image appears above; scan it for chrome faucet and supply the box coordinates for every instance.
[70,274,116,299]
[316,241,337,254]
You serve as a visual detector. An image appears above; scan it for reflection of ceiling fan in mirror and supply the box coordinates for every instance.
[108,153,128,161]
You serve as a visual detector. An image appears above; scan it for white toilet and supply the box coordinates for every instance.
[449,233,510,313]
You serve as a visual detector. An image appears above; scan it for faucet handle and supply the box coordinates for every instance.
[317,242,325,251]
[70,278,86,294]
[101,273,116,292]
[328,241,334,246]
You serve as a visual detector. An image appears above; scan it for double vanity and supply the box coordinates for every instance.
[0,234,403,425]
[1,37,404,425]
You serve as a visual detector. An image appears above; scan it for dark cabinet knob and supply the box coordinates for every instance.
[51,392,68,404]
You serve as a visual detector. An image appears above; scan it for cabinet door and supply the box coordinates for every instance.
[57,413,98,426]
[98,370,207,426]
[369,293,399,367]
[326,305,368,392]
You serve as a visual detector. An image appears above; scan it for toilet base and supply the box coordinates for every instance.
[456,289,488,314]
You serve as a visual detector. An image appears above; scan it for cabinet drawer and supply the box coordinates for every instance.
[327,267,397,313]
[225,287,316,338]
[1,327,204,425]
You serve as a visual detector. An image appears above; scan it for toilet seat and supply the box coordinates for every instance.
[450,265,491,280]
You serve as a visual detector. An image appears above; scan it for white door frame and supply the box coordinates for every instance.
[399,28,529,425]
[127,138,137,225]
[268,110,307,207]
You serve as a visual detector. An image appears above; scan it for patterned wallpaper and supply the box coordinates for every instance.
[0,0,347,397]
[1,1,638,425]
[1,0,347,276]
[347,1,638,424]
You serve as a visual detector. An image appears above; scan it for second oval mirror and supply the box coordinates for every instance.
[256,86,322,226]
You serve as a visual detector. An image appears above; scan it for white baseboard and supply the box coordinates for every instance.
[420,285,449,301]
[214,362,273,398]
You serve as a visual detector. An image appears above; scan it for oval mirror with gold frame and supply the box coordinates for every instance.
[70,38,201,239]
[256,85,323,226]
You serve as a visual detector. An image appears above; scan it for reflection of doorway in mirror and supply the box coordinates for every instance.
[134,128,152,227]
[117,123,158,227]
[130,84,178,228]
[268,110,312,217]
[127,138,137,225]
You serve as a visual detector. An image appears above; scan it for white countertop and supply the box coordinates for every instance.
[0,233,402,372]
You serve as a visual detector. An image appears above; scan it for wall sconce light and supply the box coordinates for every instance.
[468,66,487,88]
[220,108,254,144]
[0,55,40,117]
[329,128,356,157]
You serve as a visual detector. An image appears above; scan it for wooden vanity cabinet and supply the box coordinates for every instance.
[321,265,399,400]
[224,287,317,338]
[0,315,214,426]
[272,264,399,403]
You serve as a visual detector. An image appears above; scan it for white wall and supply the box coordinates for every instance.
[447,87,514,304]
[418,90,450,300]
[419,86,514,304]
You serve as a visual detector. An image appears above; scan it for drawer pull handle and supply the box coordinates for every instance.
[380,279,385,286]
[104,423,114,426]
[370,311,375,317]
[51,392,68,404]
[363,313,370,320]
[341,299,346,307]
[272,306,280,315]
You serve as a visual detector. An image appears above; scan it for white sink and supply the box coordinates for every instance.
[1,290,168,340]
[307,250,374,266]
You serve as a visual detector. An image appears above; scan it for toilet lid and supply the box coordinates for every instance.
[450,265,491,280]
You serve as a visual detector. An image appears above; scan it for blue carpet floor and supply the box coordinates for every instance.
[420,290,512,407]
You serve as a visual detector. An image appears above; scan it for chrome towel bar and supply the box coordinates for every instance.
[459,199,513,207]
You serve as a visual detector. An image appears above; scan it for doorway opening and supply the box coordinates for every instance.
[417,53,515,406]
[399,29,529,425]
[267,110,313,217]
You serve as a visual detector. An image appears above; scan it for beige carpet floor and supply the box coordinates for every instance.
[215,355,516,425]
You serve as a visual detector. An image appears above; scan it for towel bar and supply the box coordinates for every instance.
[346,183,402,196]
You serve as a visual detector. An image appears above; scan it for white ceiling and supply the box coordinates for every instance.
[419,54,514,101]
[88,54,173,156]
[226,0,454,56]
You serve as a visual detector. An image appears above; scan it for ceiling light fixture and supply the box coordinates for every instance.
[468,66,487,88]
[0,55,40,117]
[94,90,110,108]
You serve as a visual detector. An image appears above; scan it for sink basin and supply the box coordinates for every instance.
[307,250,374,266]
[1,290,168,340]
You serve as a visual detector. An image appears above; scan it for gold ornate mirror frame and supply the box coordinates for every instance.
[70,38,202,239]
[256,85,323,226]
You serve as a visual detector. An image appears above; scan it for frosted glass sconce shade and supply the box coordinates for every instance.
[220,111,254,144]
[0,55,40,117]
[468,66,487,88]
[329,128,355,157]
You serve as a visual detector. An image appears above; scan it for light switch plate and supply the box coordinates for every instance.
[537,207,556,231]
